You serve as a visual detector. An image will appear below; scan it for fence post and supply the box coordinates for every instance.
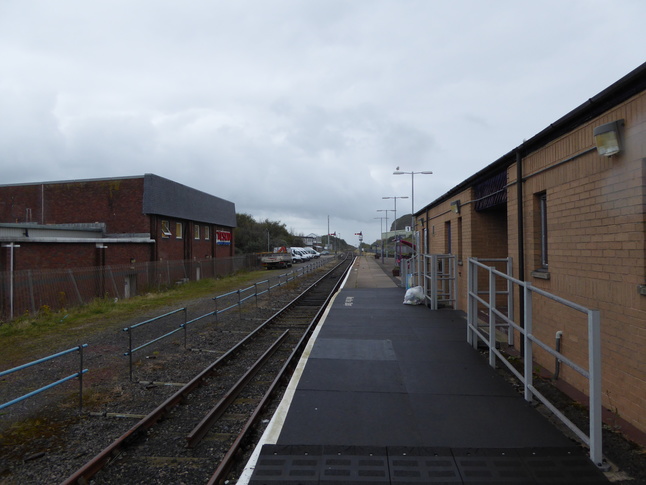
[523,283,533,403]
[431,255,438,310]
[78,344,84,412]
[107,266,119,299]
[488,270,496,368]
[67,269,83,304]
[126,327,133,381]
[507,257,514,346]
[28,269,36,315]
[183,307,188,349]
[589,309,603,466]
[468,260,478,348]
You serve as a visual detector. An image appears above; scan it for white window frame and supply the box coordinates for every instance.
[161,220,171,238]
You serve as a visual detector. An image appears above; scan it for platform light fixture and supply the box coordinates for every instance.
[593,120,623,157]
[393,170,432,286]
[382,196,408,232]
[450,200,461,214]
[392,170,433,230]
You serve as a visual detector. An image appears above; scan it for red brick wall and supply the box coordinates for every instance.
[1,178,237,269]
[0,178,149,234]
[4,242,153,271]
[12,243,97,270]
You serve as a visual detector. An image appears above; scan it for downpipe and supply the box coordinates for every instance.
[553,330,563,380]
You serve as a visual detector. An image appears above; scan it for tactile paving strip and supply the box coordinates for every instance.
[388,447,461,484]
[249,445,608,484]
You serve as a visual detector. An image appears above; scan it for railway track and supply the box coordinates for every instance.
[62,253,355,485]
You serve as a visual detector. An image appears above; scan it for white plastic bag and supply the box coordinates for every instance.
[403,286,425,305]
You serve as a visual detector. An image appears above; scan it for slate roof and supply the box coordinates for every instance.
[142,174,236,228]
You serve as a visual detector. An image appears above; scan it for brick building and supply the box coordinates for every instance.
[0,174,237,317]
[415,63,646,438]
[0,173,236,268]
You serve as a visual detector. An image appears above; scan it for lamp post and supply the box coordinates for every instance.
[374,217,386,263]
[393,171,433,230]
[383,195,409,263]
[377,209,395,261]
[382,196,408,232]
[393,170,432,285]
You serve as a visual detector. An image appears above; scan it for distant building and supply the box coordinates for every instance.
[302,233,322,247]
[0,174,238,317]
[0,173,236,271]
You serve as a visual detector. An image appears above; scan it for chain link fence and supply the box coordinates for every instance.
[1,255,261,322]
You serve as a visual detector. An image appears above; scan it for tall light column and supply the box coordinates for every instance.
[383,196,408,261]
[374,217,386,263]
[377,209,395,259]
[382,196,408,231]
[393,171,433,230]
[393,170,432,285]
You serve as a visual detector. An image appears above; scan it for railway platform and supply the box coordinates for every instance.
[240,254,608,484]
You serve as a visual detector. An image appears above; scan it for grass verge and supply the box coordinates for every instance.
[0,269,270,366]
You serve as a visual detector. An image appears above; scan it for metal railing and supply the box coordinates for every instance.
[122,257,329,380]
[470,258,514,345]
[467,258,602,466]
[0,345,88,412]
[123,308,187,381]
[421,254,458,310]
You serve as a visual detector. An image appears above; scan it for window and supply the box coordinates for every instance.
[176,222,183,239]
[457,217,463,262]
[204,226,210,240]
[194,225,200,240]
[161,220,171,238]
[539,193,548,268]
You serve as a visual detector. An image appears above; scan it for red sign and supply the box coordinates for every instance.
[216,230,232,245]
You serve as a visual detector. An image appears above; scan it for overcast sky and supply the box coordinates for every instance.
[1,1,644,246]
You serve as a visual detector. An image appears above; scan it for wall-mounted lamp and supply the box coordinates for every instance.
[450,200,461,214]
[593,120,623,157]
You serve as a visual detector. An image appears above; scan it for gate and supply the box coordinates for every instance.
[421,254,458,310]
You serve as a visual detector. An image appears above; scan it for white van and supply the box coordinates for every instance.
[292,247,312,261]
[303,247,320,258]
[290,247,304,263]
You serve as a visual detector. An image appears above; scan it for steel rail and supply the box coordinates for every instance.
[62,253,352,485]
[208,254,355,485]
[62,316,284,484]
[185,329,290,448]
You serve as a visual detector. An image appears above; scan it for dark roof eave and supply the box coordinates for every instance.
[416,61,646,216]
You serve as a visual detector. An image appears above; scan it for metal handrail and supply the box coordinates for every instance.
[0,345,88,412]
[467,257,602,467]
[123,308,187,381]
